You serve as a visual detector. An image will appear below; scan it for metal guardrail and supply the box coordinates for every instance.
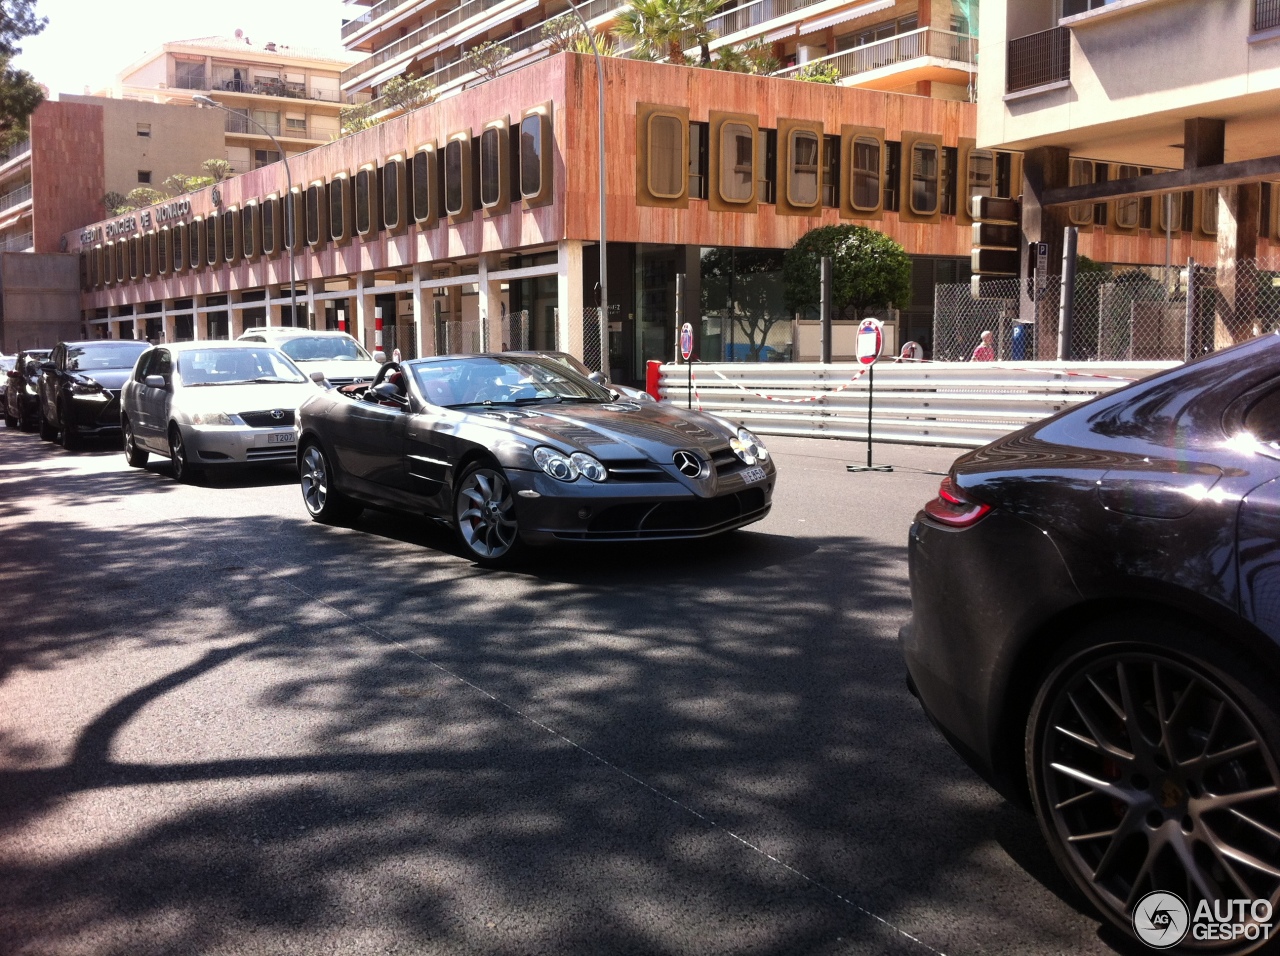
[0,138,30,165]
[342,0,413,39]
[1258,0,1280,30]
[1007,25,1070,93]
[0,182,32,213]
[657,361,1175,447]
[0,232,33,252]
[773,29,975,80]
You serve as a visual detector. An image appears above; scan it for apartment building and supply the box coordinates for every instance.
[339,0,978,111]
[978,0,1280,347]
[103,35,363,176]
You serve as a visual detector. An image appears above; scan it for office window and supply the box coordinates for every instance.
[142,233,154,277]
[222,210,237,261]
[688,122,709,200]
[206,215,220,266]
[910,142,939,215]
[242,204,257,258]
[1068,158,1094,226]
[648,113,684,199]
[138,170,151,185]
[756,129,777,204]
[1093,163,1109,226]
[412,148,433,221]
[158,229,170,275]
[306,183,325,245]
[940,146,958,216]
[519,115,542,199]
[787,129,819,207]
[1116,164,1140,229]
[136,123,151,138]
[851,137,881,212]
[444,139,464,214]
[884,142,903,211]
[479,127,503,207]
[285,116,307,134]
[115,241,126,283]
[189,218,203,270]
[995,152,1014,199]
[173,222,187,270]
[329,176,349,240]
[966,150,994,214]
[254,149,281,169]
[129,236,139,279]
[355,167,374,234]
[261,199,276,254]
[822,135,840,208]
[719,121,754,203]
[383,158,403,229]
[284,190,302,251]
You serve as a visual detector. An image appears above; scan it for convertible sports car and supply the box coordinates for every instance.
[295,353,776,564]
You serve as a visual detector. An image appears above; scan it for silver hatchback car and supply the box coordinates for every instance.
[120,341,321,482]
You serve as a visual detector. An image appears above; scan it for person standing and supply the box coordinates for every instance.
[971,330,995,362]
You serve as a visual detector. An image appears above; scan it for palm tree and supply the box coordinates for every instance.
[614,0,726,65]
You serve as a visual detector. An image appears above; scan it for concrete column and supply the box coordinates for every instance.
[308,278,324,330]
[354,271,375,352]
[162,299,176,344]
[1216,184,1262,346]
[192,296,206,340]
[557,238,584,360]
[1019,146,1071,359]
[413,263,431,357]
[478,254,503,352]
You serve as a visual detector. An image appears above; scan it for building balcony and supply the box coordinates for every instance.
[342,0,416,41]
[1257,0,1280,31]
[0,137,30,167]
[172,72,357,106]
[772,28,976,88]
[1006,25,1070,94]
[0,231,33,252]
[0,182,32,214]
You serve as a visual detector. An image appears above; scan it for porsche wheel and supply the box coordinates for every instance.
[299,442,361,524]
[1027,622,1280,953]
[453,462,522,565]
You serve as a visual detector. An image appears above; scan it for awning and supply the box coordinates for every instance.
[763,25,799,43]
[802,0,894,35]
[0,209,30,233]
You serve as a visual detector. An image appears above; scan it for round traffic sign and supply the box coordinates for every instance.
[855,318,883,366]
[680,322,694,361]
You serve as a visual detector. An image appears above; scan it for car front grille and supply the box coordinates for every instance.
[566,487,769,540]
[240,410,296,428]
[605,459,673,482]
[245,446,295,461]
[711,446,745,476]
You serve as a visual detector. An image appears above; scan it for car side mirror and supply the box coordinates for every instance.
[309,370,328,385]
[144,374,169,390]
[588,371,608,385]
[373,350,387,364]
[41,362,55,371]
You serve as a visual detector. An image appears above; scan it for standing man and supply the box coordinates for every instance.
[971,330,995,362]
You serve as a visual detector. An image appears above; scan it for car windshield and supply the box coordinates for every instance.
[0,355,13,372]
[278,336,371,363]
[66,343,148,371]
[413,356,612,407]
[177,348,307,386]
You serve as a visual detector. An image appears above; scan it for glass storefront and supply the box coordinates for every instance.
[699,247,791,362]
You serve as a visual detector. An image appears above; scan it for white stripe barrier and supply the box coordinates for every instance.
[657,361,1178,448]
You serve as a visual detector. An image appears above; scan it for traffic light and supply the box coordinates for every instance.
[971,197,1022,297]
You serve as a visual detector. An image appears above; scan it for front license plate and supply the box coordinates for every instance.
[741,466,767,484]
[267,431,294,445]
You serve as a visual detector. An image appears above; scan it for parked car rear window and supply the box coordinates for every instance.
[177,348,306,386]
[66,343,148,371]
[278,336,371,363]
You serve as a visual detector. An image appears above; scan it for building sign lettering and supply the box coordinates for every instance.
[80,198,192,246]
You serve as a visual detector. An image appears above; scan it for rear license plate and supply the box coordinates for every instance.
[741,466,767,483]
[267,431,294,445]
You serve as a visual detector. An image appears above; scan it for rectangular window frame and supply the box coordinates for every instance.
[1068,158,1095,227]
[756,128,777,205]
[822,135,841,209]
[688,121,709,200]
[884,141,902,213]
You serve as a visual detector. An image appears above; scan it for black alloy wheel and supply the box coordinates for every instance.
[168,424,202,484]
[453,461,522,566]
[298,442,361,523]
[38,406,56,441]
[122,416,148,468]
[1028,624,1280,953]
[58,401,80,450]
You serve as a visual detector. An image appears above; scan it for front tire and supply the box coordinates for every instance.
[168,424,202,484]
[453,461,523,566]
[1026,619,1280,953]
[58,402,79,450]
[122,416,149,467]
[38,407,56,441]
[299,442,361,523]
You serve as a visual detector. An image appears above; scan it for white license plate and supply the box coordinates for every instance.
[267,431,294,445]
[741,466,767,484]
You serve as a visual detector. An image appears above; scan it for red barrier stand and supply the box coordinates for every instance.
[645,360,663,401]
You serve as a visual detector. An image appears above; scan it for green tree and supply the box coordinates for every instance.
[541,13,581,54]
[782,224,912,321]
[701,247,790,361]
[614,0,724,65]
[126,187,166,209]
[464,40,512,81]
[381,72,436,112]
[572,32,619,56]
[707,39,778,75]
[201,158,232,182]
[101,191,129,215]
[339,101,379,136]
[0,1,47,148]
[794,61,840,84]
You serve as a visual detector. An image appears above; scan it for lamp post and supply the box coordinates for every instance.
[561,0,609,374]
[192,94,300,331]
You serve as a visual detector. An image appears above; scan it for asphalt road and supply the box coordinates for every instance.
[0,427,1140,956]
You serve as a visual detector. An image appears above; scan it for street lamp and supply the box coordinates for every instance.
[192,94,300,332]
[560,0,609,375]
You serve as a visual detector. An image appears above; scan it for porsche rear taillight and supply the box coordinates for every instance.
[923,476,991,528]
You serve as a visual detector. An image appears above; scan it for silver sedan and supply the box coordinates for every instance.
[120,341,322,482]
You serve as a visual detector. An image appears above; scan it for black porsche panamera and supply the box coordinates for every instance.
[295,353,776,564]
[902,332,1280,952]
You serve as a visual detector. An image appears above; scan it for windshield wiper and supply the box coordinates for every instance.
[185,380,254,387]
[252,376,301,383]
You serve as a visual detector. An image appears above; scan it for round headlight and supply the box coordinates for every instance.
[737,427,769,462]
[533,446,579,481]
[570,452,608,482]
[729,437,756,465]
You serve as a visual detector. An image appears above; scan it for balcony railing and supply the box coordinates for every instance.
[692,0,827,47]
[225,113,283,137]
[0,232,33,252]
[1257,0,1280,30]
[341,0,414,39]
[0,137,30,165]
[772,28,976,80]
[1006,25,1070,93]
[0,182,32,213]
[173,71,358,104]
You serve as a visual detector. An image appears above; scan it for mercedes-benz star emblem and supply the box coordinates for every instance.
[270,409,285,420]
[673,450,703,478]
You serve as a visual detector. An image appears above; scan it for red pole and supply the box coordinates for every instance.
[646,359,662,401]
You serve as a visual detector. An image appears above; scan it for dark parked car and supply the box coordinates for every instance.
[901,332,1280,953]
[38,340,149,448]
[296,353,775,565]
[4,349,51,430]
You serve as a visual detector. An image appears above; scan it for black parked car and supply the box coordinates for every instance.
[4,349,50,430]
[901,332,1280,953]
[296,353,776,565]
[38,340,149,448]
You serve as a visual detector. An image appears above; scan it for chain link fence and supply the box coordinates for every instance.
[935,259,1280,363]
[434,314,483,355]
[380,322,419,361]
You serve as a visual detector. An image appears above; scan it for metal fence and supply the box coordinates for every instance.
[1006,26,1070,93]
[1257,0,1280,32]
[934,260,1280,364]
[657,361,1173,447]
[434,313,483,355]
